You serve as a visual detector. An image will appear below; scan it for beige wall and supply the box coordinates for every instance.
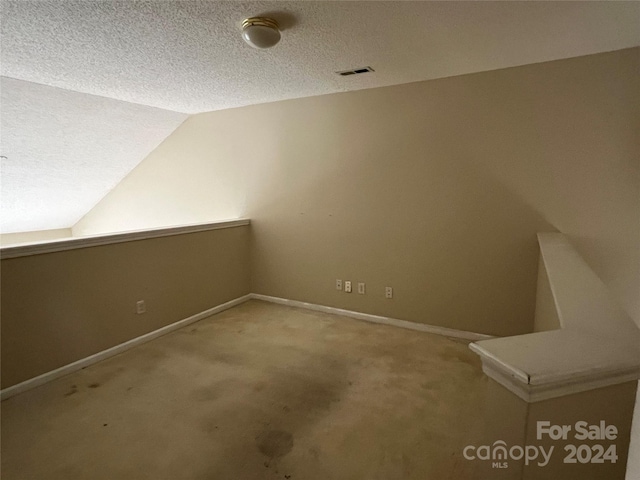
[533,256,561,333]
[0,228,72,246]
[521,382,638,480]
[71,48,639,337]
[71,115,248,236]
[1,225,250,388]
[473,379,637,479]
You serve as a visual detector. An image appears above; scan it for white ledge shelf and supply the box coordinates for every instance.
[470,233,640,402]
[0,219,250,259]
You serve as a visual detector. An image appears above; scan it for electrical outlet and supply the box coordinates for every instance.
[385,287,393,299]
[345,281,352,293]
[136,300,146,314]
[336,279,343,291]
[358,282,365,295]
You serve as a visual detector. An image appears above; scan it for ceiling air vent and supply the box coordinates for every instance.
[336,66,375,76]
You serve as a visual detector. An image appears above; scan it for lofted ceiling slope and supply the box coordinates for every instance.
[0,78,187,233]
[0,1,638,235]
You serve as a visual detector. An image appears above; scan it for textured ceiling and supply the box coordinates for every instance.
[0,78,187,233]
[2,1,639,114]
[0,1,638,235]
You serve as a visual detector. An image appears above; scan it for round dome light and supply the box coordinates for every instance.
[242,17,281,49]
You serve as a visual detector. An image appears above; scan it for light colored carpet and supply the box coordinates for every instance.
[1,300,488,479]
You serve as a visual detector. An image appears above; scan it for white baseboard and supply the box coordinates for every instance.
[1,292,493,401]
[250,293,494,342]
[0,294,252,401]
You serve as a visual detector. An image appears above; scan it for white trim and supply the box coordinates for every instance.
[468,233,640,403]
[250,293,494,342]
[479,357,640,403]
[0,294,252,401]
[527,369,640,403]
[479,360,533,402]
[0,219,250,259]
[469,342,530,384]
[1,293,492,401]
[3,276,636,405]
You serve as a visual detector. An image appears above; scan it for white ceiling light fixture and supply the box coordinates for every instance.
[242,17,281,49]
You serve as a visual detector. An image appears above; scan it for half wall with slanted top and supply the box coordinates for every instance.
[470,233,640,403]
[470,233,640,479]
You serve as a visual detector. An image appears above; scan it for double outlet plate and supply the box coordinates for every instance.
[336,279,392,298]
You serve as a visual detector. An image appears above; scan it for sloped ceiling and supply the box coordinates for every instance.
[1,1,638,233]
[0,78,187,233]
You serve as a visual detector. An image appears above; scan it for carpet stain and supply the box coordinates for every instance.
[3,300,488,480]
[64,385,78,397]
[256,430,294,458]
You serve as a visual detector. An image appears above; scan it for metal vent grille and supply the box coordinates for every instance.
[336,66,375,76]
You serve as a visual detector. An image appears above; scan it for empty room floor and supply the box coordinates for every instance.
[1,300,489,480]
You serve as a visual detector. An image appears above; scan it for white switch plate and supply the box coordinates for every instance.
[345,281,352,293]
[136,300,146,314]
[336,279,343,290]
[385,287,393,299]
[358,282,365,295]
